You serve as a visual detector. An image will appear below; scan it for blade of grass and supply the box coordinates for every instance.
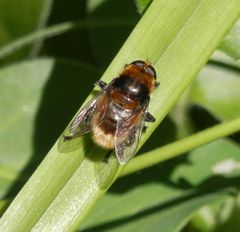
[121,117,240,176]
[0,0,239,231]
[0,19,134,60]
[29,0,54,57]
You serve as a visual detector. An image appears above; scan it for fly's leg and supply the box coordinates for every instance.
[103,150,113,163]
[94,80,108,91]
[143,125,148,132]
[145,112,156,122]
[143,112,155,132]
[154,82,160,88]
[63,133,80,141]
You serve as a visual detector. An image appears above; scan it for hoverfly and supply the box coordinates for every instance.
[64,60,159,164]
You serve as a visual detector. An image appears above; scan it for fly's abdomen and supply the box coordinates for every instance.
[91,102,118,149]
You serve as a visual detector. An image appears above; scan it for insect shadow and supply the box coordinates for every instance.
[2,60,101,202]
[57,87,120,189]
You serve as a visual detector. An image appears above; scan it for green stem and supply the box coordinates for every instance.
[121,117,240,176]
[0,19,134,60]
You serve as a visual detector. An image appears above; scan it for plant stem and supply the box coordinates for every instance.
[0,19,134,60]
[121,117,240,176]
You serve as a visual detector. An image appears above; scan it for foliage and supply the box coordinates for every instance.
[0,0,239,231]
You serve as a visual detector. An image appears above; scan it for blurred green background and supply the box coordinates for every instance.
[0,0,240,231]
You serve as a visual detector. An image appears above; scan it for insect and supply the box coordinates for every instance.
[64,60,159,164]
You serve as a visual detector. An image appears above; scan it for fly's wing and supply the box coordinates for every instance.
[66,94,100,138]
[115,111,146,164]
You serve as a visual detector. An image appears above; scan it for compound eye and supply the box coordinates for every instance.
[145,65,157,79]
[130,60,145,68]
[130,60,157,79]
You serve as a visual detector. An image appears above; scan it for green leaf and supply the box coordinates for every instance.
[82,192,227,232]
[210,51,240,71]
[190,64,240,121]
[171,140,240,183]
[81,140,240,231]
[217,194,240,232]
[219,19,240,60]
[0,0,239,231]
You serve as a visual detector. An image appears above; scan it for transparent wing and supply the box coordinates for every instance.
[115,111,146,164]
[66,94,100,138]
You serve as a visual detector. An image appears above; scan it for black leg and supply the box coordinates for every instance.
[145,112,156,122]
[155,82,160,88]
[143,125,148,132]
[94,80,108,91]
[103,150,112,163]
[63,133,80,141]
